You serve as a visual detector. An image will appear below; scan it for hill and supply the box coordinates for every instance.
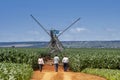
[0,41,120,48]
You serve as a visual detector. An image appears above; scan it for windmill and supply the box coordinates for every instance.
[30,15,80,53]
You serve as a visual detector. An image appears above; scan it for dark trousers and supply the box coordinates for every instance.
[39,64,43,72]
[54,64,58,72]
[63,63,68,71]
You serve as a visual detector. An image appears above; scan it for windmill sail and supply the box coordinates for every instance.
[31,15,80,54]
[30,15,50,36]
[58,18,80,37]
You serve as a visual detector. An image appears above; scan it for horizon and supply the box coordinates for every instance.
[1,40,120,43]
[1,40,120,48]
[0,0,120,42]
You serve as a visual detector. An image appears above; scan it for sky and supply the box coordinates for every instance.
[0,0,120,42]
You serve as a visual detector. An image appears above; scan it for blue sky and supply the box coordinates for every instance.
[0,0,120,42]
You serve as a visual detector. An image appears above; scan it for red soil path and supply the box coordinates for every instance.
[30,62,106,80]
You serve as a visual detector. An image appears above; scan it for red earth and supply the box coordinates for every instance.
[31,61,106,80]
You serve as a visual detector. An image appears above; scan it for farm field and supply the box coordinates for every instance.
[0,48,120,80]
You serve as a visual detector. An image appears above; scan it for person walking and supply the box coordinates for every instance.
[38,56,44,72]
[62,55,69,72]
[53,55,59,72]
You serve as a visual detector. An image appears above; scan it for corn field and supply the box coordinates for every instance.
[0,48,48,69]
[63,48,120,71]
[0,62,33,80]
[0,48,120,79]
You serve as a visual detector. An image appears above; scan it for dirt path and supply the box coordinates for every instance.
[30,64,106,80]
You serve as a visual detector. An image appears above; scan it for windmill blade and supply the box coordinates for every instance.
[58,18,80,37]
[30,14,50,36]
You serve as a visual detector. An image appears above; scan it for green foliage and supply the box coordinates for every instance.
[61,48,120,71]
[1,47,120,79]
[0,48,49,69]
[1,48,120,71]
[0,62,33,80]
[82,68,120,80]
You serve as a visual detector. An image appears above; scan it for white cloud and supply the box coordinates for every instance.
[58,27,88,41]
[70,27,87,33]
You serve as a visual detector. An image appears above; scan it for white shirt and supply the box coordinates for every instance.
[62,57,69,63]
[38,58,44,64]
[54,56,59,64]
